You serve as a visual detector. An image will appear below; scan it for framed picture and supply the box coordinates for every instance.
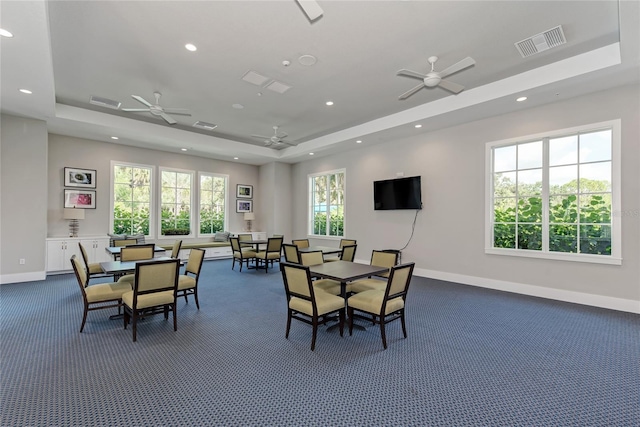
[64,189,96,209]
[64,167,97,188]
[236,184,253,199]
[236,199,253,213]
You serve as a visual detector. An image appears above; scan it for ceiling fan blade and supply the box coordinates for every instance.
[160,113,177,125]
[438,79,465,94]
[296,0,323,21]
[438,57,475,79]
[121,108,151,112]
[163,108,191,116]
[251,134,272,140]
[277,132,288,139]
[131,95,153,107]
[397,69,428,80]
[398,83,425,100]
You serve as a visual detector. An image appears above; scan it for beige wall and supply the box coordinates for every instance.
[291,84,640,309]
[1,115,48,280]
[258,162,292,239]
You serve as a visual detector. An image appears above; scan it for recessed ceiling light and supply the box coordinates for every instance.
[232,103,244,109]
[185,43,197,52]
[356,140,362,144]
[516,96,528,102]
[233,157,239,160]
[19,89,32,94]
[309,152,315,155]
[0,28,14,38]
[325,101,334,106]
[298,54,317,66]
[181,148,187,151]
[111,136,119,140]
[414,124,422,128]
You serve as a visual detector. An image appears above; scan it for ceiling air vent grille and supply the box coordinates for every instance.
[89,95,121,109]
[515,25,566,58]
[193,121,217,131]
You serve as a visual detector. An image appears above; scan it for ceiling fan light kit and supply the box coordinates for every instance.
[121,92,191,125]
[397,55,475,100]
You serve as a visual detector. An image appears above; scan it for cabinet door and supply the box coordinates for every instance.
[81,238,111,263]
[46,240,66,271]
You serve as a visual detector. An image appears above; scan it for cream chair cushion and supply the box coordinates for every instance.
[85,281,132,304]
[348,290,404,315]
[117,274,135,285]
[178,275,196,290]
[289,290,344,316]
[313,279,341,296]
[347,278,387,293]
[122,290,174,309]
[88,263,103,275]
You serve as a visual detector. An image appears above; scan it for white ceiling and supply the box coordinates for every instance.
[1,1,638,165]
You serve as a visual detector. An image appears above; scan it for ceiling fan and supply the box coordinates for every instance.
[251,126,297,147]
[121,92,191,125]
[397,56,475,100]
[295,0,323,21]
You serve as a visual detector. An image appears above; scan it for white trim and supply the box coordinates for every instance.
[1,271,47,284]
[485,248,622,265]
[413,267,639,314]
[307,168,346,237]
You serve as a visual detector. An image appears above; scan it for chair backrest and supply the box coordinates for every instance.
[229,236,242,253]
[281,262,313,300]
[185,248,205,277]
[283,244,301,263]
[292,239,310,249]
[238,234,252,242]
[340,244,357,262]
[339,239,357,248]
[299,250,324,266]
[384,263,415,301]
[70,255,88,290]
[266,236,283,252]
[171,240,183,258]
[78,242,91,273]
[132,259,180,304]
[120,244,155,262]
[371,250,398,269]
[113,239,131,247]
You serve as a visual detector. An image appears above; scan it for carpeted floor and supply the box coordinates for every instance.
[1,259,639,426]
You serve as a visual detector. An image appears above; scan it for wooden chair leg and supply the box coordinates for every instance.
[132,312,138,342]
[285,310,292,338]
[193,289,200,310]
[348,307,354,335]
[401,311,407,338]
[311,318,318,351]
[172,304,177,331]
[380,321,387,350]
[339,308,345,337]
[80,304,88,333]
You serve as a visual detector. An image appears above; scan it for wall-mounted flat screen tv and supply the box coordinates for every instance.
[373,176,422,210]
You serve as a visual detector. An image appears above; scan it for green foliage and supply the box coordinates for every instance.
[199,208,225,234]
[113,204,149,235]
[161,205,190,235]
[312,212,344,236]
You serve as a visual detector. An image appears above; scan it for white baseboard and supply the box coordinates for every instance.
[1,271,47,285]
[413,267,640,315]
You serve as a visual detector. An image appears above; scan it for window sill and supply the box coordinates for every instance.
[485,248,622,265]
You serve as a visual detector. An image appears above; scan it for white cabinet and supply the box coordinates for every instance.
[46,236,110,273]
[231,231,267,240]
[204,246,233,259]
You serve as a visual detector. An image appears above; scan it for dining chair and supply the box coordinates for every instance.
[347,262,415,349]
[177,248,205,309]
[170,239,183,259]
[347,250,399,294]
[113,239,131,247]
[78,242,112,283]
[299,251,341,295]
[122,258,180,342]
[255,237,284,273]
[70,255,131,333]
[283,244,301,264]
[339,239,357,248]
[230,236,256,272]
[292,239,310,249]
[280,262,345,351]
[237,233,255,252]
[325,244,357,263]
[116,244,156,285]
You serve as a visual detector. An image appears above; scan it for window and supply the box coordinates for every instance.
[486,120,621,264]
[112,162,153,236]
[159,168,193,236]
[309,169,345,237]
[199,172,228,235]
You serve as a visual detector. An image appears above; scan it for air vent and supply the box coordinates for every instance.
[89,95,121,109]
[515,25,566,58]
[241,70,270,86]
[265,80,291,94]
[193,121,217,131]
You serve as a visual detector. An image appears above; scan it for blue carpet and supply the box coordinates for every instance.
[1,259,639,426]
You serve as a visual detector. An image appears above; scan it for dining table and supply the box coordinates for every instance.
[104,244,167,260]
[297,245,343,256]
[308,260,388,331]
[100,256,177,275]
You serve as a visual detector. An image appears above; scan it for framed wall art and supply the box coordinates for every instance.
[236,199,253,213]
[64,189,96,209]
[64,167,97,188]
[236,184,253,199]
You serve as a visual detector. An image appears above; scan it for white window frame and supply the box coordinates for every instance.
[110,160,155,238]
[485,119,621,265]
[308,168,346,238]
[197,172,229,237]
[158,166,195,240]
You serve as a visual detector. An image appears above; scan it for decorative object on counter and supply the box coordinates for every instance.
[64,189,96,209]
[236,184,253,199]
[64,167,96,188]
[236,199,252,213]
[64,207,85,237]
[244,212,255,232]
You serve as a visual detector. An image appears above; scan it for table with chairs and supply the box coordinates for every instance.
[105,243,166,260]
[255,236,284,273]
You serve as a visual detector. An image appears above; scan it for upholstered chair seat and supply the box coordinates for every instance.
[85,281,132,303]
[346,277,386,294]
[178,275,195,290]
[121,289,174,309]
[347,291,404,315]
[289,290,345,317]
[118,274,135,285]
[312,278,341,296]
